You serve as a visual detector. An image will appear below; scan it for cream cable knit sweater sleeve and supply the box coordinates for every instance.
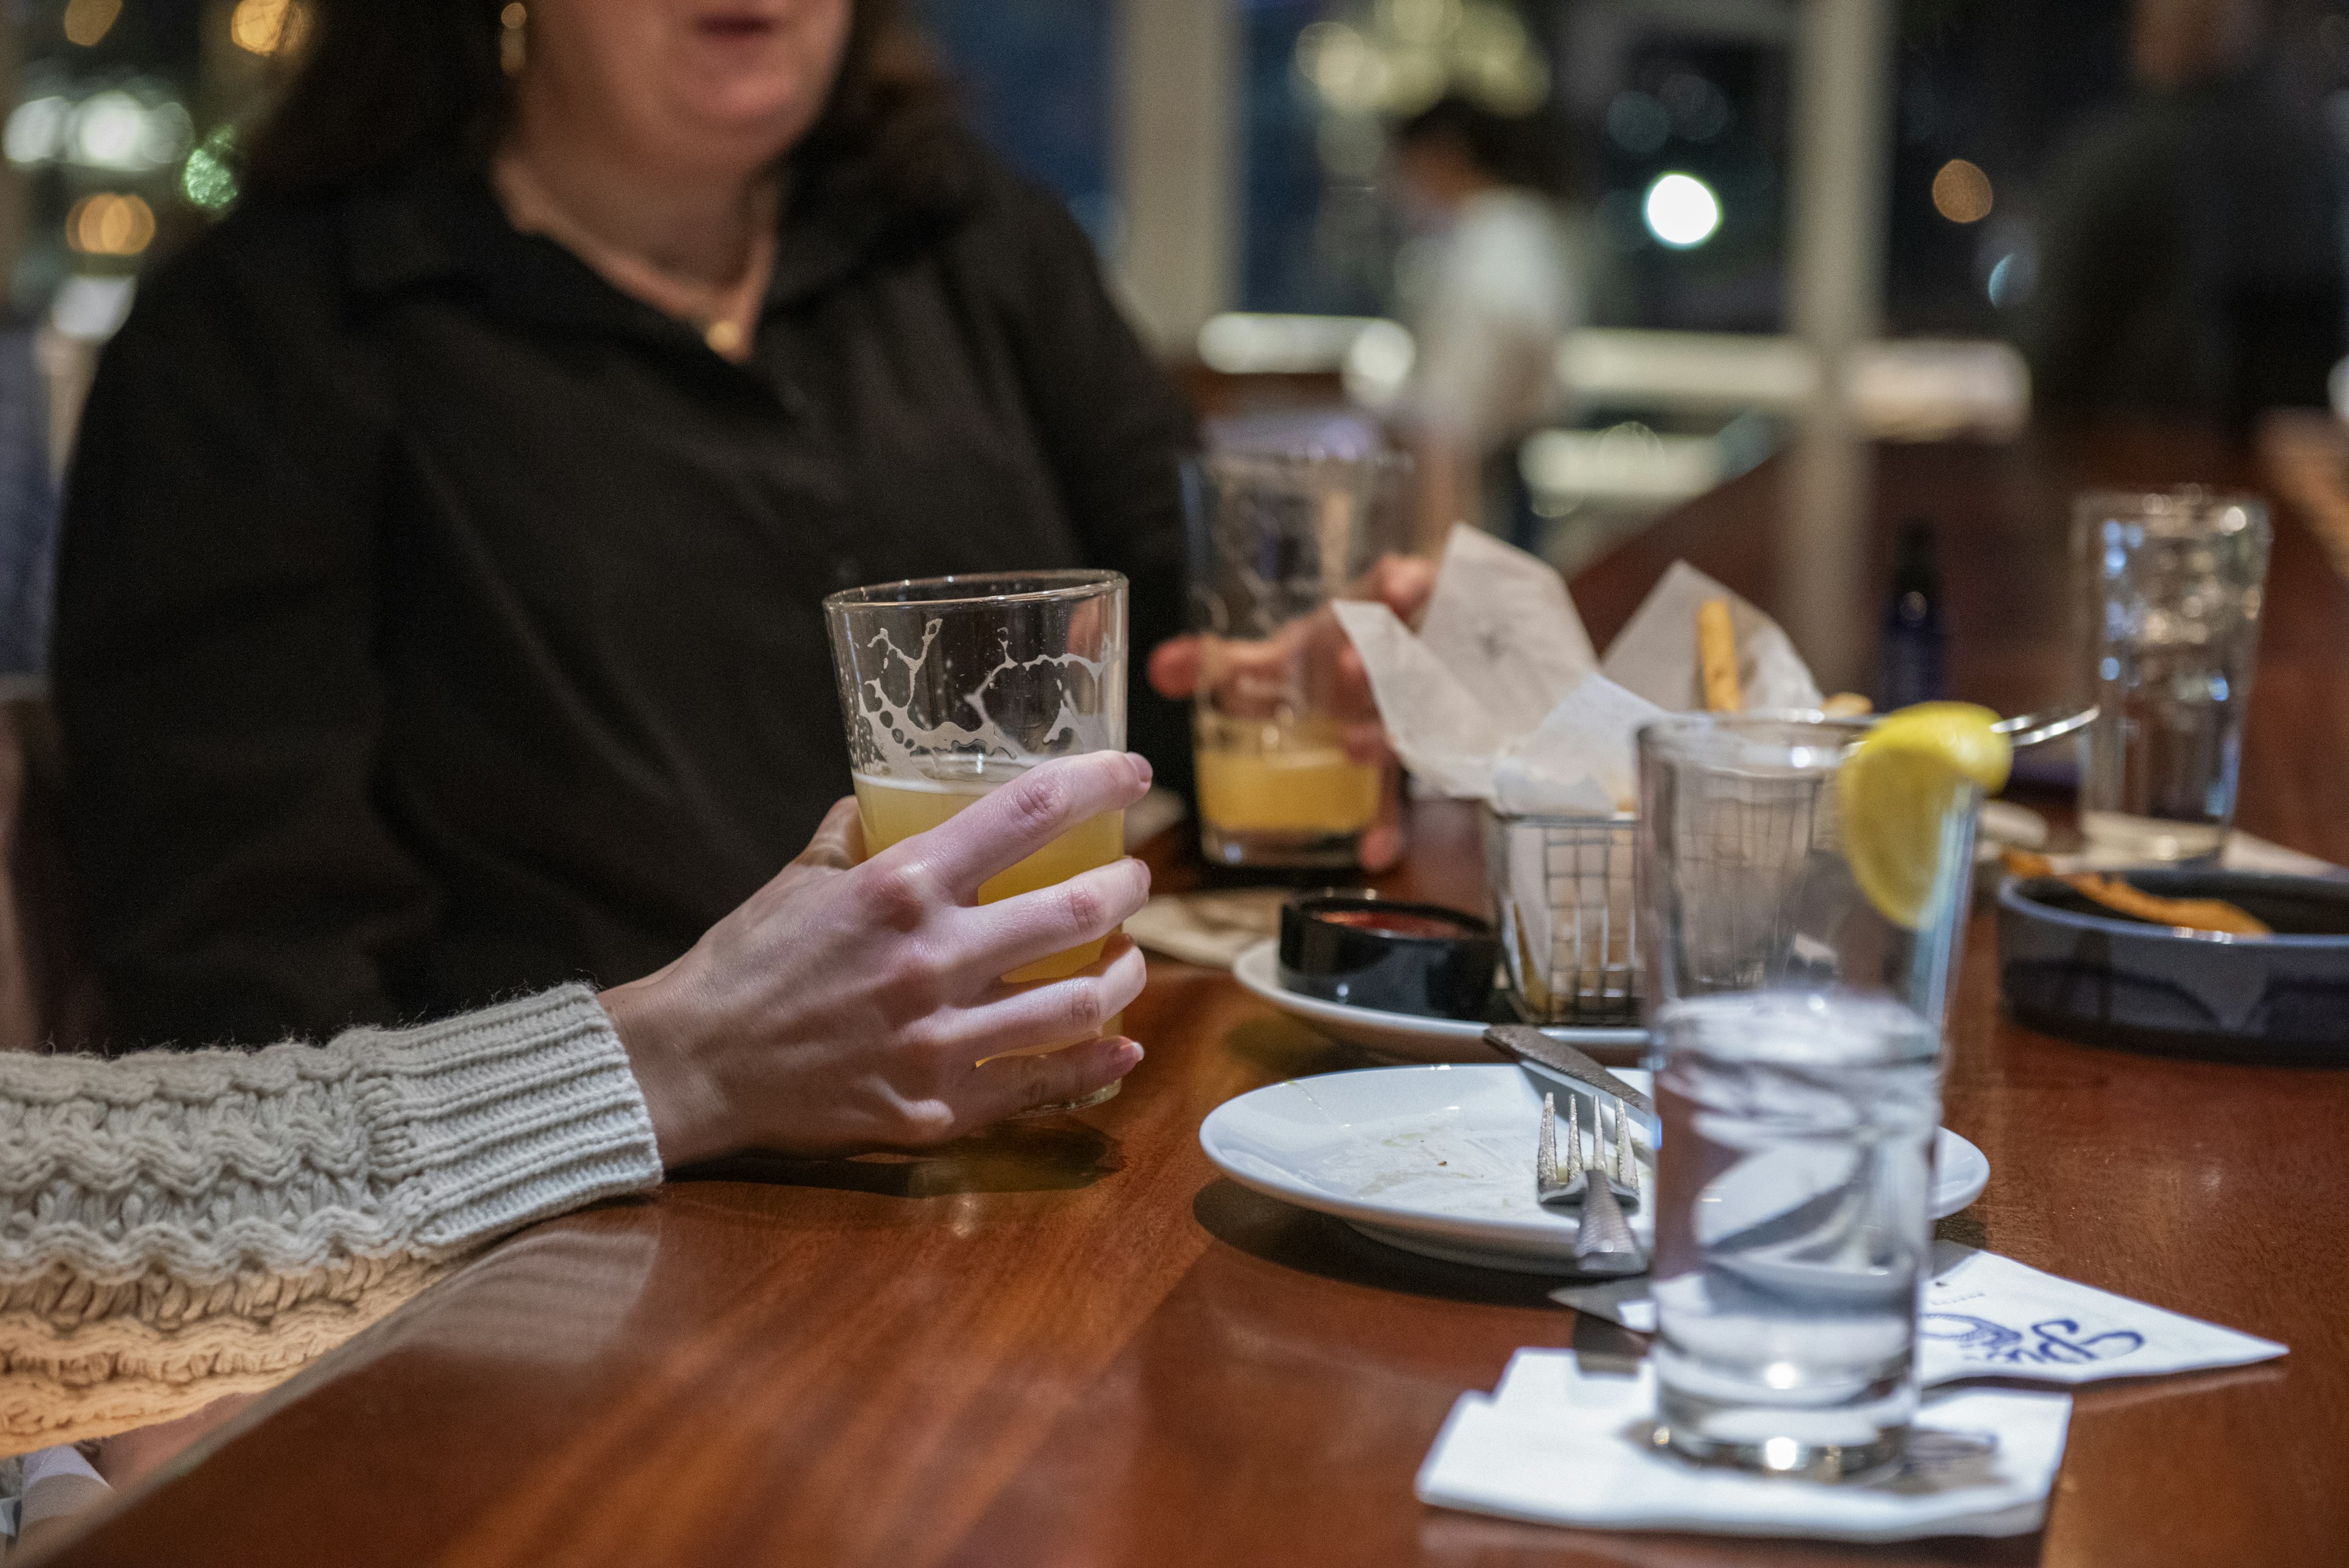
[0,985,664,1451]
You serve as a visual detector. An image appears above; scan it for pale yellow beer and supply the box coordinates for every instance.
[826,569,1129,1101]
[853,770,1126,984]
[1193,713,1379,837]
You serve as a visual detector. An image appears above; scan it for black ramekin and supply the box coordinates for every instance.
[1277,891,1499,1021]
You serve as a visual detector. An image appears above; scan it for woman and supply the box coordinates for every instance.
[53,0,1194,1049]
[1,752,1154,1452]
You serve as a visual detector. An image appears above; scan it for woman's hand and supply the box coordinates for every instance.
[599,752,1155,1164]
[1145,554,1435,871]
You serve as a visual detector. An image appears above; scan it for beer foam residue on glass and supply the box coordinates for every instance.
[844,615,1121,778]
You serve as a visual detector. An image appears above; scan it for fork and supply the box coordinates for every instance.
[1536,1092,1641,1203]
[1536,1093,1646,1276]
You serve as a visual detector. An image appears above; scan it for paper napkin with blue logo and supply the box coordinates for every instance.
[1551,1243,2286,1389]
[1419,1356,2069,1542]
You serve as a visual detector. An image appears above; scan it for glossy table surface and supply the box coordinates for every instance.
[40,431,2349,1567]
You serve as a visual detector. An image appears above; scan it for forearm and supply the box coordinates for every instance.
[0,986,662,1446]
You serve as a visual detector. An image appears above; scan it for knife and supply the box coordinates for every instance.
[1486,1025,1658,1131]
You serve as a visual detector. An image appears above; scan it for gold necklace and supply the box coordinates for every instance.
[492,152,778,361]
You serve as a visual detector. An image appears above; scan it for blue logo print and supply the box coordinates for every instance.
[1920,1313,2145,1367]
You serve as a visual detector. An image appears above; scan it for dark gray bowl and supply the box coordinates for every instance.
[1997,871,2349,1063]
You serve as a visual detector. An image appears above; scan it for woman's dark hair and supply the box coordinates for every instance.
[1393,94,1575,199]
[242,0,952,193]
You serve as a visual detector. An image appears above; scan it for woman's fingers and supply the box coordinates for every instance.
[1164,557,1428,711]
[1357,765,1408,871]
[1196,630,1313,718]
[959,1035,1144,1129]
[960,856,1151,980]
[1333,641,1387,722]
[892,752,1152,902]
[1146,635,1203,699]
[798,797,867,871]
[954,935,1148,1060]
[1370,552,1439,623]
[1341,718,1395,767]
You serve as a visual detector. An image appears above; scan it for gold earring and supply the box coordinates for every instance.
[500,1,528,78]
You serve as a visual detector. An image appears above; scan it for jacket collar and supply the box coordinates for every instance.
[335,126,984,330]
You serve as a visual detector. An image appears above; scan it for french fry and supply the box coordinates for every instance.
[1696,598,1740,712]
[2067,874,2273,937]
[2000,847,2057,880]
[1822,693,1874,718]
[1998,848,2271,937]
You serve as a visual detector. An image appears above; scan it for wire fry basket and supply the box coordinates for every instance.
[1482,808,1641,1027]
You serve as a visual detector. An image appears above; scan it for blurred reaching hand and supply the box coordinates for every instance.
[1145,554,1434,871]
[601,752,1154,1162]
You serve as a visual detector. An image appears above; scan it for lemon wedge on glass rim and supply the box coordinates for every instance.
[1839,703,2014,929]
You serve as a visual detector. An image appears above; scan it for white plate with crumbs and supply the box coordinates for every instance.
[1199,1065,1990,1276]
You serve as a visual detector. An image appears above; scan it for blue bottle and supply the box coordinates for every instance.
[1877,519,1946,710]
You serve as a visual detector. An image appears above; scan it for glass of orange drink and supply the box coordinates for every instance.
[824,569,1129,1110]
[1185,449,1408,869]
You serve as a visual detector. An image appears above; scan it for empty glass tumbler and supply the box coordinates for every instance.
[1182,451,1408,869]
[1636,715,1985,1481]
[2074,489,2271,863]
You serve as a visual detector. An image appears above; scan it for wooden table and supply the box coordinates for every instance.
[42,432,2349,1567]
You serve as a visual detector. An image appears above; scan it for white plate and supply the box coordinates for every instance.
[1230,938,1647,1064]
[1199,1065,1991,1277]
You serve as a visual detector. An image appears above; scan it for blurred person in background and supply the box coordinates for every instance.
[2025,0,2346,423]
[1386,95,1584,553]
[51,0,1199,1050]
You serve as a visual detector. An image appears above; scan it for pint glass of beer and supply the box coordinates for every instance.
[824,570,1129,1105]
[1184,450,1408,869]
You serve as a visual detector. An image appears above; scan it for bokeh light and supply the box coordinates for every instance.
[4,97,70,166]
[66,192,157,256]
[62,0,122,48]
[230,0,308,57]
[1643,173,1721,248]
[54,91,190,171]
[1606,92,1669,155]
[182,126,240,212]
[70,91,147,168]
[1658,73,1730,142]
[1986,250,2035,308]
[1931,158,1994,224]
[1382,0,1461,46]
[1295,0,1547,118]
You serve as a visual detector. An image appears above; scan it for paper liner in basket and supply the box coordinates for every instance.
[1332,526,1823,811]
[1332,527,1824,1022]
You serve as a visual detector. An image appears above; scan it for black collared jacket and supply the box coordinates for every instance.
[54,130,1195,1047]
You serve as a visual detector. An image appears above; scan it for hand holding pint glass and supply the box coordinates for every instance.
[825,570,1136,1110]
[1177,451,1414,869]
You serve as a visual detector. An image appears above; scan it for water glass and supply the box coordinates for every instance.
[1636,717,1980,1028]
[824,570,1128,1107]
[1182,451,1408,868]
[1648,992,1940,1481]
[2074,489,2271,862]
[1636,715,1983,1480]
